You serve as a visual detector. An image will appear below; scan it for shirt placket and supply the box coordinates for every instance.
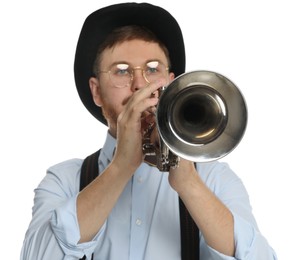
[129,165,150,260]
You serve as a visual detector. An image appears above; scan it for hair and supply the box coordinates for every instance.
[92,25,171,77]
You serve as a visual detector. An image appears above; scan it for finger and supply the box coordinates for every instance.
[131,79,166,104]
[118,95,157,132]
[123,90,159,122]
[118,80,165,130]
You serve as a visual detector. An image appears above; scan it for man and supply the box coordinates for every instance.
[21,3,277,260]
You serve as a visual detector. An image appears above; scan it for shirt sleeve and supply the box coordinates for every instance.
[20,159,105,260]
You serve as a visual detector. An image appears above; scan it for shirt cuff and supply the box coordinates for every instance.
[50,195,105,258]
[232,212,256,259]
[206,245,235,260]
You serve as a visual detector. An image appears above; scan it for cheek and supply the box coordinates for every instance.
[101,88,132,111]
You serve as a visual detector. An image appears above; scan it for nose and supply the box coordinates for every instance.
[131,68,149,91]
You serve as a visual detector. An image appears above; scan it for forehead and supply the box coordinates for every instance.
[100,39,169,67]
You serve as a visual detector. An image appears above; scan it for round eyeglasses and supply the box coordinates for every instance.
[99,61,169,88]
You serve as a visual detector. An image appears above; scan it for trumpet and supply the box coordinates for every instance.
[143,70,247,172]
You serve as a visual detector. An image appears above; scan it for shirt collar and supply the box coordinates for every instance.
[101,131,117,162]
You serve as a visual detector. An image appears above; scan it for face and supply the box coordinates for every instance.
[89,39,175,136]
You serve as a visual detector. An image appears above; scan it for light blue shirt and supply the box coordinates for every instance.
[21,132,277,260]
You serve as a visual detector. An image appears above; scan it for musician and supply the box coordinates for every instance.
[21,3,277,259]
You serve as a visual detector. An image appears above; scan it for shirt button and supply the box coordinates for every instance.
[137,176,143,183]
[136,218,142,226]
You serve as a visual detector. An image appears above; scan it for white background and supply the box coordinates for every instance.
[1,0,298,259]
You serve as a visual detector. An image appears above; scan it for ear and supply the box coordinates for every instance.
[169,72,175,82]
[89,77,103,107]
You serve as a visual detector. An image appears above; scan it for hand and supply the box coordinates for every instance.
[168,158,199,194]
[113,80,165,172]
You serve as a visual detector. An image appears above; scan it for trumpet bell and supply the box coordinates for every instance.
[156,70,247,163]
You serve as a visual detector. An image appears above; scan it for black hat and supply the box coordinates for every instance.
[74,2,185,125]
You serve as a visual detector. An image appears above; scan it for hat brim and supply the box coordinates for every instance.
[74,3,185,125]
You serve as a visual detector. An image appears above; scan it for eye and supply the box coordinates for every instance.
[145,61,159,74]
[113,64,130,76]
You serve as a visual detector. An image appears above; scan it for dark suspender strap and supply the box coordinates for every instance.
[79,149,199,260]
[179,197,200,260]
[80,149,101,191]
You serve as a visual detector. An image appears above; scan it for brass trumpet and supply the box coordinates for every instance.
[143,70,247,172]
